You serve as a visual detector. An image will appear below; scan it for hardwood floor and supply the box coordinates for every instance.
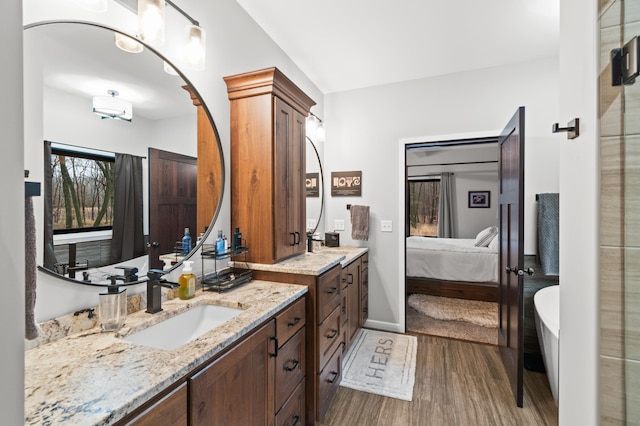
[319,334,558,426]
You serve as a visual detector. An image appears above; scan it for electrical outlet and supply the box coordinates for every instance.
[334,219,345,231]
[381,220,393,232]
[307,219,316,230]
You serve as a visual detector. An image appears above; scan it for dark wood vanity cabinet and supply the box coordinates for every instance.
[341,252,368,355]
[224,67,316,264]
[116,297,306,426]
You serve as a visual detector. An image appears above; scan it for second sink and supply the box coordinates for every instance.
[122,304,243,350]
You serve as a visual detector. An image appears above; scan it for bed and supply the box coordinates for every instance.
[405,233,499,302]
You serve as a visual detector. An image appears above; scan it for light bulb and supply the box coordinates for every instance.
[316,122,325,142]
[114,33,143,53]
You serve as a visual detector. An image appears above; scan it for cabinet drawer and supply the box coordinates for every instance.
[276,297,306,347]
[317,306,341,370]
[275,327,305,412]
[317,343,343,420]
[126,382,187,426]
[317,266,341,322]
[275,378,305,426]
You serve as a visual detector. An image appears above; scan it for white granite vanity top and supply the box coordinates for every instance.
[24,281,307,425]
[232,245,368,276]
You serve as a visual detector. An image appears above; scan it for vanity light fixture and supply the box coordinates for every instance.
[92,90,133,122]
[114,33,144,53]
[137,0,207,70]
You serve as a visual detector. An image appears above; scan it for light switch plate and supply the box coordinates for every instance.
[381,220,393,232]
[335,219,345,231]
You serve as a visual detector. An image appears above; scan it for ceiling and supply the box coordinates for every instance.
[234,0,560,94]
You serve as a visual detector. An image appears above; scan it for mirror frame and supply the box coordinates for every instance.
[27,20,225,284]
[306,136,324,236]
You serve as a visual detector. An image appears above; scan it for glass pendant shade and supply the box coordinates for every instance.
[163,61,179,76]
[138,0,165,46]
[93,90,133,122]
[316,122,325,142]
[184,25,206,70]
[114,33,144,53]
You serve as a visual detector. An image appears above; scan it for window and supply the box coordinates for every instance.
[51,147,115,234]
[408,179,440,237]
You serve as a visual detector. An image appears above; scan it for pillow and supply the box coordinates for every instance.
[488,234,499,252]
[474,226,498,247]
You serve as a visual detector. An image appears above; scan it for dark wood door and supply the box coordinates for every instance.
[189,320,276,426]
[148,148,197,270]
[497,107,526,407]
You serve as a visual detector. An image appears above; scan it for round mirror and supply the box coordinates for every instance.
[306,137,324,237]
[24,21,224,284]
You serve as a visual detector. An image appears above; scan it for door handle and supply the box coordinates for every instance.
[148,241,160,248]
[518,267,535,276]
[505,266,517,274]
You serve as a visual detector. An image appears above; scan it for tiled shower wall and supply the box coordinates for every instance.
[599,0,640,423]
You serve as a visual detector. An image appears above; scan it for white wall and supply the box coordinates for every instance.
[558,0,598,423]
[324,56,560,330]
[1,0,24,423]
[22,0,325,321]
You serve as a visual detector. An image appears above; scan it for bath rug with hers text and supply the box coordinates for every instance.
[341,329,417,401]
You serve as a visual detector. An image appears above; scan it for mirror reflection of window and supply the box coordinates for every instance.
[408,178,440,237]
[50,146,115,233]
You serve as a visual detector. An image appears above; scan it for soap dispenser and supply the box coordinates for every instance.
[178,260,196,300]
[98,279,127,331]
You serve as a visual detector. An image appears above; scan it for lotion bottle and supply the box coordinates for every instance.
[178,260,196,300]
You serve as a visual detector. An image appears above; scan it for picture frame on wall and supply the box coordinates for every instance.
[469,190,490,208]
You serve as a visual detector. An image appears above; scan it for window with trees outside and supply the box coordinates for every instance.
[408,178,440,237]
[51,148,115,234]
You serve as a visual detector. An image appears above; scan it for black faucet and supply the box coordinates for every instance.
[146,270,179,314]
[115,266,139,283]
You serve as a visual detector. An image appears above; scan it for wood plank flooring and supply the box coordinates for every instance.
[319,334,558,426]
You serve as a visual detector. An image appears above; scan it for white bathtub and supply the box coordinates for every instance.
[534,284,559,400]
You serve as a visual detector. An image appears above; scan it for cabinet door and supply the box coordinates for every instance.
[274,97,306,261]
[125,382,187,426]
[189,320,276,426]
[346,259,361,342]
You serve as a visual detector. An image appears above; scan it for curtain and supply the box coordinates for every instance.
[437,172,455,238]
[111,153,145,264]
[43,141,58,270]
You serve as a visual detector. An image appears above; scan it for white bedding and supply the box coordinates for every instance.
[406,236,499,283]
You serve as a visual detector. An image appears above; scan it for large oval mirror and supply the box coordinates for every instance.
[24,21,224,284]
[306,137,324,237]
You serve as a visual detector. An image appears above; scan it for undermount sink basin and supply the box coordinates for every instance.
[122,304,242,350]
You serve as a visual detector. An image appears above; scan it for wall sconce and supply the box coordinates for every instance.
[307,112,325,143]
[93,90,133,122]
[184,24,206,70]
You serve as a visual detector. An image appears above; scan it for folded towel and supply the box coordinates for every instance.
[350,205,370,241]
[25,196,40,340]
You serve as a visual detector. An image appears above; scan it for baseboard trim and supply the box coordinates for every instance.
[363,319,404,333]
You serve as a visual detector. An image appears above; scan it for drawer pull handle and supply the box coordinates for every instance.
[347,273,354,285]
[290,232,296,246]
[285,414,300,426]
[326,329,338,339]
[294,231,301,245]
[325,287,338,295]
[287,316,301,327]
[269,335,278,357]
[284,359,300,372]
[327,371,339,384]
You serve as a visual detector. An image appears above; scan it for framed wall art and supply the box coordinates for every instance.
[468,190,490,208]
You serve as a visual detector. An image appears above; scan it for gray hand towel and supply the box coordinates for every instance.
[25,196,40,340]
[350,205,370,241]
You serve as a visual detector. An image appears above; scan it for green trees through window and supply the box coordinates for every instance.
[408,179,440,237]
[51,149,115,233]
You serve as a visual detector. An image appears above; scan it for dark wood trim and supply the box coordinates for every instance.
[406,276,498,302]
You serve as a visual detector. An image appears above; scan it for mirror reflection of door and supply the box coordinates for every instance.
[148,148,197,270]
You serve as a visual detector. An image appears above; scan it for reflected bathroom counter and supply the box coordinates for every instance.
[24,280,307,425]
[231,245,368,276]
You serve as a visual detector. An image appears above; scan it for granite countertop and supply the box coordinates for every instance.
[232,245,368,276]
[24,281,307,425]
